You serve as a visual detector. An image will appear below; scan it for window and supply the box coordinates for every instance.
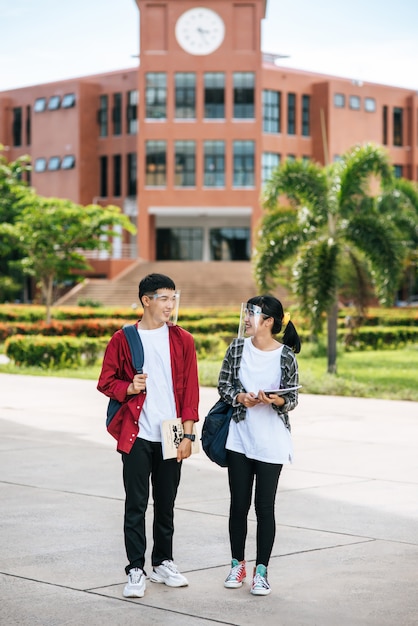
[233,72,255,119]
[157,228,203,260]
[262,90,280,133]
[204,141,225,187]
[233,140,255,187]
[287,154,296,161]
[34,158,47,172]
[302,95,310,136]
[34,97,46,113]
[349,95,361,110]
[210,228,250,261]
[12,107,22,146]
[287,93,296,134]
[98,95,108,137]
[145,140,166,186]
[145,73,166,119]
[365,97,376,112]
[47,156,61,171]
[62,93,76,108]
[262,152,280,185]
[127,153,137,196]
[127,90,138,134]
[113,154,121,196]
[175,73,196,119]
[204,73,225,119]
[100,156,108,197]
[393,107,403,146]
[175,141,196,187]
[26,105,31,145]
[383,105,388,145]
[393,165,403,178]
[334,93,345,108]
[61,155,75,170]
[48,95,61,110]
[112,93,122,135]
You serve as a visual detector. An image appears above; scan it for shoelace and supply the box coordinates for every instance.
[161,560,178,573]
[227,563,245,580]
[129,568,143,584]
[252,572,269,589]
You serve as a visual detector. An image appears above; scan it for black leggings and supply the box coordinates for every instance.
[227,450,283,567]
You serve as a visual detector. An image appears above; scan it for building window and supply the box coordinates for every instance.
[175,141,196,187]
[127,90,138,134]
[393,107,403,146]
[113,154,122,197]
[349,95,361,110]
[287,93,296,135]
[34,158,47,173]
[393,165,403,178]
[204,141,225,187]
[262,90,280,133]
[47,156,61,171]
[26,105,31,145]
[145,140,166,186]
[334,93,345,108]
[175,73,196,119]
[365,97,376,112]
[98,95,108,137]
[127,153,137,196]
[287,154,296,161]
[12,107,22,147]
[48,96,61,110]
[262,152,280,185]
[204,73,225,119]
[34,97,46,113]
[210,228,250,261]
[233,72,255,119]
[100,156,108,197]
[145,73,166,119]
[157,228,203,260]
[383,105,388,145]
[112,93,122,135]
[62,93,76,108]
[233,140,255,187]
[61,155,75,170]
[302,95,310,136]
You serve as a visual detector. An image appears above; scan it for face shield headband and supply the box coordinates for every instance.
[238,302,264,338]
[148,290,181,325]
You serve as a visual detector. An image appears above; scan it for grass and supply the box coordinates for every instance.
[1,346,417,402]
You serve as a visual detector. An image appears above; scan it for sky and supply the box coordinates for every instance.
[1,0,418,92]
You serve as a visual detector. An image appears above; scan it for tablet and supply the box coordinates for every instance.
[263,385,302,396]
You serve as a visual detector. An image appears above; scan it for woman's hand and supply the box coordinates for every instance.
[238,392,260,408]
[257,390,285,407]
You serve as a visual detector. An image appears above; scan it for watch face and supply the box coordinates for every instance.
[175,7,225,56]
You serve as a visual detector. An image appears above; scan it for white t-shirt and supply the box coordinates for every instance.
[137,324,176,442]
[226,337,293,464]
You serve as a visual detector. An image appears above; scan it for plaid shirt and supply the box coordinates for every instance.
[217,337,299,431]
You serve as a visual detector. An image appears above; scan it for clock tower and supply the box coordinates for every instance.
[134,0,267,261]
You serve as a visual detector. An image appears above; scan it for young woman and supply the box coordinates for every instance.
[217,295,301,596]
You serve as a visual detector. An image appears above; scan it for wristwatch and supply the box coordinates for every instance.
[183,433,196,442]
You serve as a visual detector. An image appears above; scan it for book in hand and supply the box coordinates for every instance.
[160,418,200,460]
[263,385,302,396]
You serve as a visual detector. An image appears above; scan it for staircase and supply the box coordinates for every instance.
[55,261,288,309]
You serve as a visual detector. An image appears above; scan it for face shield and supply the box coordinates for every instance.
[238,302,264,338]
[150,290,181,325]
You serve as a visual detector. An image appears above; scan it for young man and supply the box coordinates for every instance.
[97,273,199,598]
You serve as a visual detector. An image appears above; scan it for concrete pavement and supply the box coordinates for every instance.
[0,372,417,625]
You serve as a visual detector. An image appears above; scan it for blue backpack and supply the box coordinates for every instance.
[106,325,144,428]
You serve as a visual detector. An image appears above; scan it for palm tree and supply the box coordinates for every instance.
[254,143,411,374]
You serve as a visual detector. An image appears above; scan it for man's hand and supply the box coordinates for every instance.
[176,437,192,463]
[127,373,148,395]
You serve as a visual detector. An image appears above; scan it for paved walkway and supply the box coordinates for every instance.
[1,373,417,625]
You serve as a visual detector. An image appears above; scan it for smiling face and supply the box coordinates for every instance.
[141,289,180,328]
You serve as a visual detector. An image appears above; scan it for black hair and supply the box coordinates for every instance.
[247,295,301,354]
[138,273,176,303]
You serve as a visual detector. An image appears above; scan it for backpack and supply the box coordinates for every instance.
[201,398,233,467]
[106,324,144,428]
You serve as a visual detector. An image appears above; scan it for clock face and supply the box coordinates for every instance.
[175,7,225,56]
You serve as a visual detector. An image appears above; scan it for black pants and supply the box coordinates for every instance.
[227,450,283,567]
[121,437,182,574]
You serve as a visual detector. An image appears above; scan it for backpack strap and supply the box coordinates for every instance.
[123,324,144,373]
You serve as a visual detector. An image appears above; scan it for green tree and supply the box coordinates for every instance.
[0,148,31,301]
[255,144,412,373]
[2,194,136,323]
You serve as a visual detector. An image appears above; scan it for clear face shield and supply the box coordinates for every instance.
[149,290,181,325]
[238,302,264,338]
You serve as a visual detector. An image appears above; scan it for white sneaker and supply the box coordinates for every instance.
[150,560,188,587]
[123,567,146,597]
